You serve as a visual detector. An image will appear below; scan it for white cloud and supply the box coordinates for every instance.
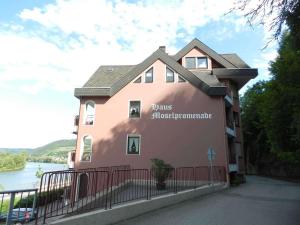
[3,0,258,94]
[0,98,75,148]
[0,0,276,147]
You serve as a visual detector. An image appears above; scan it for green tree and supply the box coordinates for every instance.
[265,32,300,164]
[241,81,269,172]
[241,31,300,177]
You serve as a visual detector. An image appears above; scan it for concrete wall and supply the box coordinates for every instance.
[50,184,227,225]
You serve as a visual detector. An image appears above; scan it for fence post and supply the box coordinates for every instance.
[109,171,114,209]
[146,169,150,200]
[6,192,15,225]
[104,171,110,210]
[193,167,197,189]
[32,190,37,220]
[43,173,53,224]
[174,168,177,193]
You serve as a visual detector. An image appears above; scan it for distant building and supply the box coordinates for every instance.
[71,38,257,178]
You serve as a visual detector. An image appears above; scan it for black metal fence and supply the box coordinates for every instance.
[33,165,226,224]
[0,188,37,225]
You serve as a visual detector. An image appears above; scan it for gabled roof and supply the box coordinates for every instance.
[83,65,135,87]
[173,38,236,68]
[74,38,258,98]
[220,54,250,68]
[110,49,226,96]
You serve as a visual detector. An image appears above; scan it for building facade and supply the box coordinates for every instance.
[72,38,257,176]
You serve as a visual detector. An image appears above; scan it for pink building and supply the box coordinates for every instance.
[72,38,257,177]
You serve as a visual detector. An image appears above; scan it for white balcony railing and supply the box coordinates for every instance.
[224,94,233,107]
[226,126,236,138]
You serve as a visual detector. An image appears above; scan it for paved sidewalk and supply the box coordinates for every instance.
[116,176,300,225]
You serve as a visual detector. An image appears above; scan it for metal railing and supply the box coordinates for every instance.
[33,165,226,224]
[0,188,37,225]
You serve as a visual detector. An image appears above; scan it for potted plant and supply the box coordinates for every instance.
[151,158,173,190]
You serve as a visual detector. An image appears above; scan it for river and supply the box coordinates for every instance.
[0,162,67,191]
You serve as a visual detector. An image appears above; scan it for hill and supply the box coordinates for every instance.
[0,139,76,163]
[29,139,76,163]
[0,148,32,154]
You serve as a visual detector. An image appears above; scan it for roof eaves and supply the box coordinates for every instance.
[74,87,111,98]
[213,68,258,77]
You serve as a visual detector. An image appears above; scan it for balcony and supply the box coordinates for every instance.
[226,120,236,138]
[73,115,79,134]
[224,87,233,107]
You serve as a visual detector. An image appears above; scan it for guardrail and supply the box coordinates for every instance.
[34,165,226,224]
[0,188,38,225]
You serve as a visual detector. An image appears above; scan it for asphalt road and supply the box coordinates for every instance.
[115,176,300,225]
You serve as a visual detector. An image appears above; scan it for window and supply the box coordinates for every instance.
[127,135,140,155]
[185,57,196,69]
[134,76,141,83]
[84,101,95,125]
[178,75,186,83]
[185,57,208,69]
[197,57,208,68]
[129,101,141,118]
[166,67,174,83]
[81,136,92,161]
[145,68,153,83]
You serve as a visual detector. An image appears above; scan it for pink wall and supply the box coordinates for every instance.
[75,60,228,170]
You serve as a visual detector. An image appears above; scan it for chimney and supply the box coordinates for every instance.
[159,46,166,52]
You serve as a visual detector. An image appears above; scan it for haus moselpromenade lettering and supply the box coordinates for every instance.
[151,104,212,120]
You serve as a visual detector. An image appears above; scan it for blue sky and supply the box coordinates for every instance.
[0,0,277,148]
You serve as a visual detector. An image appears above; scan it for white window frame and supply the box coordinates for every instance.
[126,134,141,155]
[166,67,175,83]
[197,57,208,69]
[128,100,141,119]
[80,135,93,162]
[185,57,208,69]
[185,57,196,69]
[145,67,153,83]
[83,100,95,125]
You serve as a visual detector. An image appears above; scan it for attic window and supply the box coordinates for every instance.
[185,57,208,69]
[197,57,208,68]
[134,76,142,83]
[178,75,186,83]
[166,67,174,83]
[185,57,196,69]
[145,68,153,83]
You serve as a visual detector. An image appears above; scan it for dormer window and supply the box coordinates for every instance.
[185,57,208,69]
[166,67,174,83]
[197,57,208,68]
[84,101,95,125]
[145,68,153,83]
[129,101,141,118]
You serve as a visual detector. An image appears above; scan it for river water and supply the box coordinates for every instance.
[0,162,67,191]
